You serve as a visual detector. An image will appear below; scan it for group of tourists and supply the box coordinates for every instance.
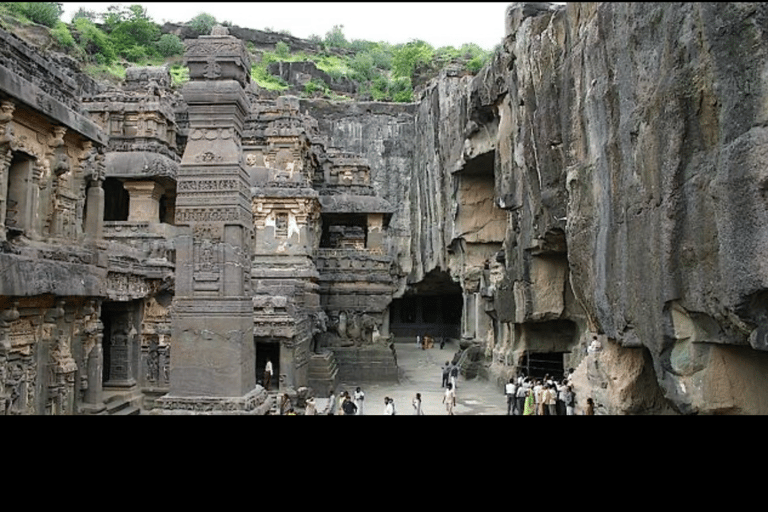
[505,371,593,415]
[300,386,366,415]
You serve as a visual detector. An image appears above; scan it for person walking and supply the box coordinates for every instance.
[412,393,424,415]
[450,362,459,390]
[441,361,450,388]
[443,383,456,415]
[354,386,365,415]
[585,397,595,415]
[505,378,517,415]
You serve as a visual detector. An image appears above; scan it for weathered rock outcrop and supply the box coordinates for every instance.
[429,2,768,414]
[302,2,768,414]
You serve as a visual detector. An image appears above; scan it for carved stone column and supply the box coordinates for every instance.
[80,300,105,413]
[0,301,19,415]
[0,100,14,241]
[124,180,164,223]
[82,146,105,239]
[159,26,261,413]
[84,177,105,239]
[0,148,11,241]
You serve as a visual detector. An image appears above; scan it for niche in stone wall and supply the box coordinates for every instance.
[103,178,129,221]
[5,151,34,236]
[454,150,506,245]
[320,213,367,249]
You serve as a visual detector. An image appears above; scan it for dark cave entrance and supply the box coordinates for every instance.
[389,269,463,341]
[518,351,567,380]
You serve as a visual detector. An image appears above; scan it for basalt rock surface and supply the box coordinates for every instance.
[303,2,768,414]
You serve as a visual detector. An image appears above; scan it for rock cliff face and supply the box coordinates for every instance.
[305,2,768,414]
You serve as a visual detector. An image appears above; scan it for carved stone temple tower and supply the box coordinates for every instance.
[157,26,263,413]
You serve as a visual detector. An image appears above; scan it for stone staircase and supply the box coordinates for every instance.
[101,392,142,415]
[308,351,338,397]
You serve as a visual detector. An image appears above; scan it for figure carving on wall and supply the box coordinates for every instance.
[336,310,348,339]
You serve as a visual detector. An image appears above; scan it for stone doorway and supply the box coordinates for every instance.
[255,341,280,391]
[518,351,567,380]
[101,302,139,390]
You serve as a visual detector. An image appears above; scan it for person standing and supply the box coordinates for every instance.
[354,386,365,415]
[279,393,291,415]
[341,394,358,415]
[544,384,557,416]
[412,393,424,415]
[384,397,395,415]
[304,397,317,415]
[523,388,535,416]
[585,397,595,415]
[338,391,349,415]
[533,380,544,416]
[441,361,450,388]
[325,389,337,415]
[505,378,517,415]
[564,385,575,416]
[443,383,456,415]
[556,380,567,416]
[516,380,528,416]
[264,358,273,391]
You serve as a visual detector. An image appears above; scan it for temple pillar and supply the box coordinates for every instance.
[84,177,104,238]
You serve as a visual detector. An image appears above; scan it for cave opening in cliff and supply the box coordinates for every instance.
[515,319,576,379]
[389,269,463,340]
[518,351,566,380]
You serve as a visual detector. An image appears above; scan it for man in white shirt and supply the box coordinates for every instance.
[505,378,517,415]
[443,383,456,415]
[264,359,273,390]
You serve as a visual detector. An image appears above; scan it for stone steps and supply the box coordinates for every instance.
[102,393,141,416]
[307,351,338,396]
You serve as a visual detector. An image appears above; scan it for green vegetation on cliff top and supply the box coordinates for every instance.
[0,4,495,101]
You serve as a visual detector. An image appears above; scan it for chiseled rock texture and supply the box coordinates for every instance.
[306,2,768,414]
[486,2,768,414]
